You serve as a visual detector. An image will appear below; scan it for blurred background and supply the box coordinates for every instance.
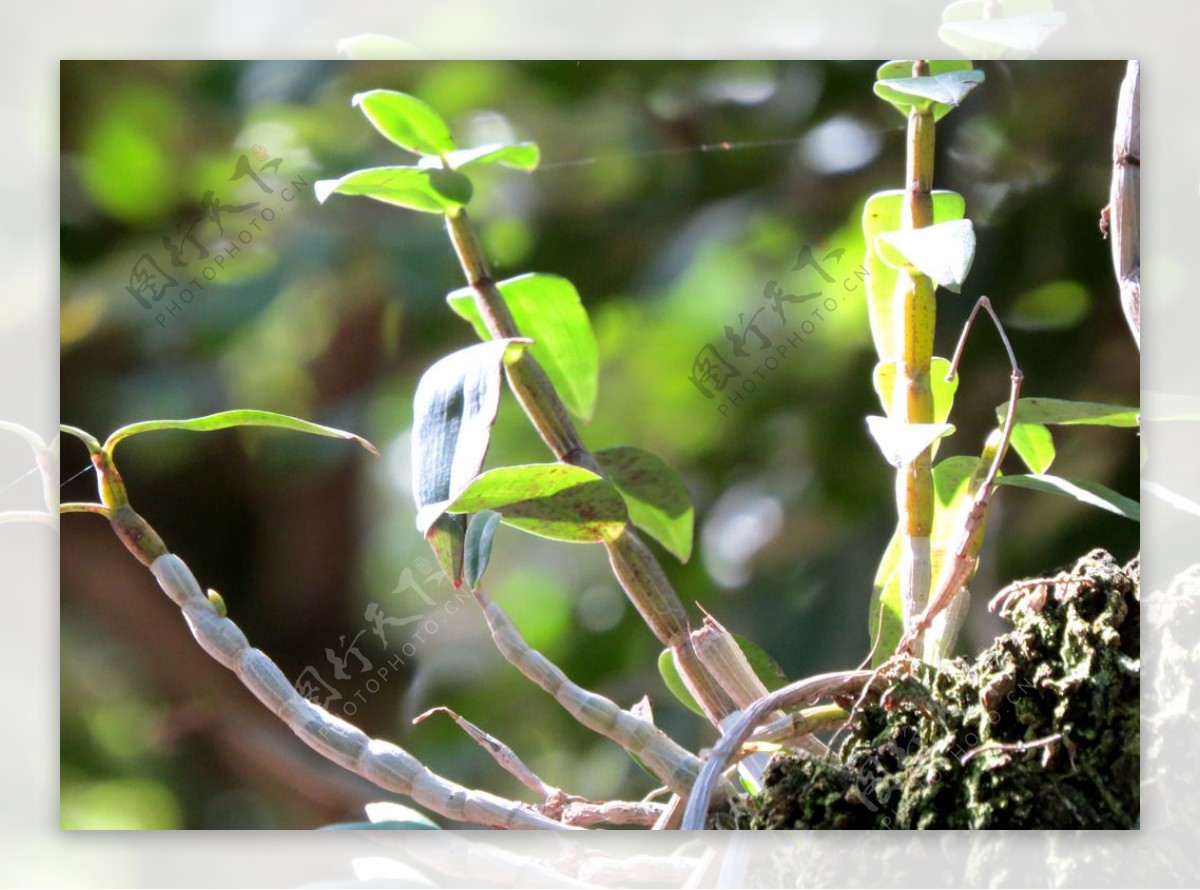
[58,60,1137,829]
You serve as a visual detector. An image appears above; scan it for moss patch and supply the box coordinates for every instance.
[744,549,1139,829]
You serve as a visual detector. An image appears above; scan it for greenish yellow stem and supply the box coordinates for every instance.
[894,60,938,630]
[443,207,736,724]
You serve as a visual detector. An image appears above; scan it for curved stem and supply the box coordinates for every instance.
[681,670,878,829]
[150,551,569,829]
[443,207,736,725]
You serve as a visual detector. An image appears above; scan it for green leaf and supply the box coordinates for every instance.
[995,474,1140,521]
[866,417,955,468]
[314,166,472,214]
[423,142,541,173]
[412,339,531,583]
[876,219,976,293]
[1009,423,1056,474]
[863,190,966,361]
[733,634,788,691]
[657,648,705,717]
[445,463,628,544]
[874,66,985,120]
[868,529,903,666]
[448,273,598,420]
[593,446,694,562]
[871,455,987,664]
[352,89,457,156]
[104,410,379,457]
[463,509,502,590]
[1009,280,1090,331]
[1000,398,1140,428]
[873,357,960,424]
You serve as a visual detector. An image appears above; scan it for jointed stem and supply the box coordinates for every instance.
[895,60,938,633]
[444,207,737,725]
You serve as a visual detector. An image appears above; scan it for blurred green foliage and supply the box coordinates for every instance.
[59,60,1136,828]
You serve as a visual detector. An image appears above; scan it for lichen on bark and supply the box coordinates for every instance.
[742,549,1139,829]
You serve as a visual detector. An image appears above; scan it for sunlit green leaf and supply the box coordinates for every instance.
[868,529,903,666]
[995,474,1140,521]
[412,340,531,583]
[352,89,457,156]
[315,166,472,214]
[876,219,976,293]
[446,464,628,543]
[866,417,955,468]
[657,648,705,717]
[1009,423,1056,474]
[1000,398,1139,428]
[863,190,966,361]
[422,142,541,173]
[104,410,379,457]
[594,446,694,562]
[463,509,502,590]
[874,65,985,120]
[448,273,598,419]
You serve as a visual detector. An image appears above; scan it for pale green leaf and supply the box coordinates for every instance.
[995,474,1140,521]
[657,648,705,717]
[448,273,598,420]
[446,464,628,544]
[104,410,378,457]
[421,142,541,173]
[315,166,472,214]
[1000,398,1139,428]
[874,68,985,120]
[863,190,966,361]
[876,219,976,293]
[352,89,456,156]
[594,446,693,562]
[872,357,960,424]
[1009,423,1056,474]
[868,529,903,666]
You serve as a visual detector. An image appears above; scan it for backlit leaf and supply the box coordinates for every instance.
[448,273,598,420]
[657,648,705,717]
[421,142,541,173]
[594,446,694,562]
[863,190,966,361]
[315,166,472,214]
[1009,423,1056,474]
[446,463,628,543]
[1000,398,1139,428]
[876,219,976,293]
[995,474,1140,521]
[104,410,379,457]
[352,89,457,156]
